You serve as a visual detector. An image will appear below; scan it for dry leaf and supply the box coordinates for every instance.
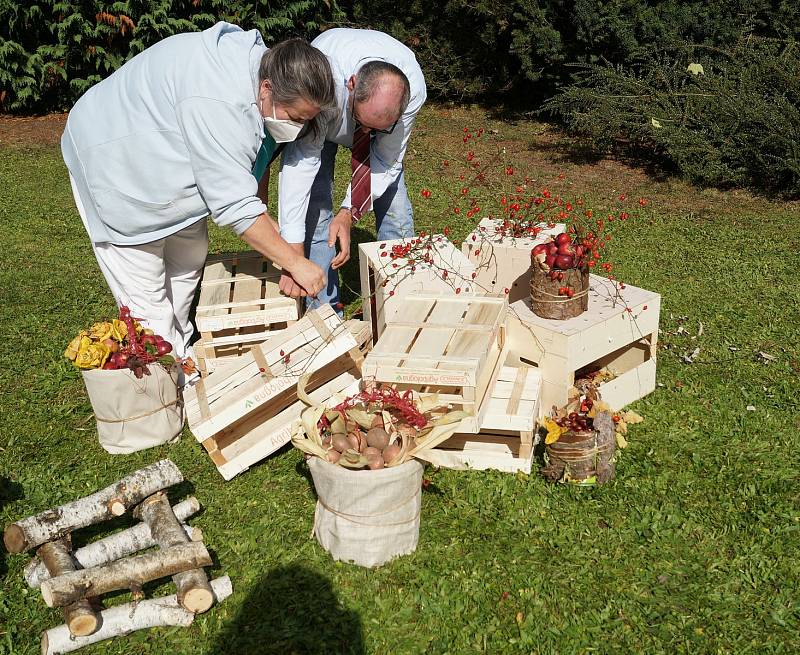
[621,410,644,424]
[616,432,629,448]
[543,418,564,444]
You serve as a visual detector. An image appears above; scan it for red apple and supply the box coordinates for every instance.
[156,341,173,356]
[545,254,557,269]
[141,335,157,346]
[557,242,575,256]
[555,233,572,246]
[114,352,129,367]
[546,242,558,256]
[573,245,585,258]
[531,243,548,257]
[102,361,118,370]
[555,254,574,270]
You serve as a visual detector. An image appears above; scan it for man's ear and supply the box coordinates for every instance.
[346,75,357,93]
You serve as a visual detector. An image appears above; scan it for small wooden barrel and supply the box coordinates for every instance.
[542,428,615,485]
[529,263,589,320]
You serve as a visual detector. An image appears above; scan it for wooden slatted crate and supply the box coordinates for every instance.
[506,275,660,415]
[194,251,301,376]
[190,320,371,480]
[358,235,475,341]
[418,366,541,474]
[462,218,565,303]
[362,293,507,433]
[184,304,359,444]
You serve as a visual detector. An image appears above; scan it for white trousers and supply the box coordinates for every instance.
[69,175,208,359]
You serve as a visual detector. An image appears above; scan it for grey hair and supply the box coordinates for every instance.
[353,61,411,117]
[259,39,335,135]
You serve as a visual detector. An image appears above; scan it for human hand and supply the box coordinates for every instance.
[279,272,307,298]
[284,258,325,297]
[329,209,352,270]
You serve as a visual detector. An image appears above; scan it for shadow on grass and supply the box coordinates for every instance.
[0,476,24,578]
[206,564,364,655]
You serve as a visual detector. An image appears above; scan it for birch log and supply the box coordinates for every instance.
[41,576,233,655]
[4,460,183,554]
[135,492,214,613]
[25,497,201,589]
[38,540,101,637]
[40,541,212,608]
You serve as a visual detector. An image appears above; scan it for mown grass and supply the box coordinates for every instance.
[1,105,799,655]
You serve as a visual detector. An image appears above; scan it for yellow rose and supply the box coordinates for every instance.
[111,319,128,341]
[74,341,111,369]
[89,321,114,341]
[64,331,88,361]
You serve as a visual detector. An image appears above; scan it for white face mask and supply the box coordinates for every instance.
[262,98,304,143]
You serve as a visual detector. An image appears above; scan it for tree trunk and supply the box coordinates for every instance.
[24,497,201,589]
[40,541,211,609]
[135,492,214,613]
[4,460,183,554]
[38,540,101,637]
[40,576,233,655]
[530,264,589,320]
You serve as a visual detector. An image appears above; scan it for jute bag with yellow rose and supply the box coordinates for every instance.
[66,308,184,454]
[82,364,183,454]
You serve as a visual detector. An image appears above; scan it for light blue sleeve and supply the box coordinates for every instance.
[278,129,326,243]
[175,97,266,235]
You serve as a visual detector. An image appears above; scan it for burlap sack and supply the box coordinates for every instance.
[82,364,184,454]
[308,457,423,568]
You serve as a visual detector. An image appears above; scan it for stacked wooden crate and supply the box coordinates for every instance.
[194,251,301,376]
[462,218,564,303]
[184,307,371,480]
[362,293,507,434]
[358,235,475,340]
[418,365,541,474]
[506,274,661,415]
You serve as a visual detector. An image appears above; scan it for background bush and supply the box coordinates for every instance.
[543,38,800,197]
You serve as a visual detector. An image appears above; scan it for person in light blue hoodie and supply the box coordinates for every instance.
[62,22,335,365]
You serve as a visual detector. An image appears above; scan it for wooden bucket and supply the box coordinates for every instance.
[529,264,589,320]
[542,428,615,485]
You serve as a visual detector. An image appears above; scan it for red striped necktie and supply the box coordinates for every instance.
[350,129,372,222]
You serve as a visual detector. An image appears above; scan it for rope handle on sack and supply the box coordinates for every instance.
[313,496,422,530]
[314,488,421,521]
[94,398,180,424]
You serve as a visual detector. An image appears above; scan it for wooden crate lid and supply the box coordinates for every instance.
[363,293,507,386]
[184,305,357,440]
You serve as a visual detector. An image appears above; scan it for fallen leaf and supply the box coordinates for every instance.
[651,117,663,128]
[757,351,776,362]
[682,347,700,364]
[544,418,564,444]
[746,405,756,411]
[687,62,705,75]
[697,321,704,337]
[616,432,629,448]
[621,410,644,424]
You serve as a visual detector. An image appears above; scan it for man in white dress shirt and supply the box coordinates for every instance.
[277,28,427,311]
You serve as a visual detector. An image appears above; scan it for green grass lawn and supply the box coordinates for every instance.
[1,105,799,654]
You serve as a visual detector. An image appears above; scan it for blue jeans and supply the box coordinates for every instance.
[305,140,414,314]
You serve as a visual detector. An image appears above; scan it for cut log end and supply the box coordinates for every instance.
[189,527,203,542]
[67,608,100,637]
[180,587,215,614]
[3,524,27,554]
[108,500,126,517]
